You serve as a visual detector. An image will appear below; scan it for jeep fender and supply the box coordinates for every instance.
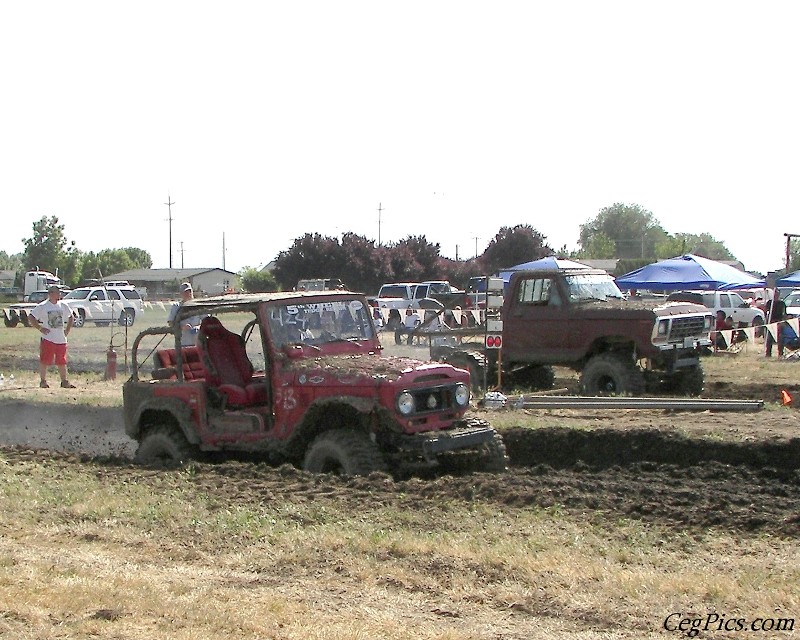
[285,395,386,460]
[126,396,200,445]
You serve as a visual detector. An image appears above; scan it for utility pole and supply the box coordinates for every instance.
[473,236,480,259]
[377,202,384,246]
[784,233,800,271]
[165,194,175,268]
[179,241,185,269]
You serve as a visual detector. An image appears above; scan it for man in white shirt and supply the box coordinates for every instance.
[28,285,76,389]
[168,283,205,346]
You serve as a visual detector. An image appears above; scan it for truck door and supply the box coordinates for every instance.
[88,289,110,321]
[503,275,570,363]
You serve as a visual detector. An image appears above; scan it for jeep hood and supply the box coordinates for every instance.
[283,354,462,384]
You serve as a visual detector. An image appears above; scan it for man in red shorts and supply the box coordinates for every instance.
[28,285,76,389]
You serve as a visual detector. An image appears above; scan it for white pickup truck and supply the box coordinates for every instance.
[666,290,766,328]
[371,281,468,329]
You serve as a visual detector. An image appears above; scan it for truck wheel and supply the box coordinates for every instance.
[119,309,135,326]
[580,353,645,396]
[3,311,19,328]
[437,419,509,474]
[673,364,704,397]
[443,351,487,391]
[506,364,555,391]
[72,310,86,328]
[134,425,197,466]
[19,311,31,327]
[303,429,387,476]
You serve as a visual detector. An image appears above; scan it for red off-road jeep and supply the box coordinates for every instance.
[123,290,506,475]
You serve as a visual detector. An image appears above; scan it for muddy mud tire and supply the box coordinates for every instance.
[72,310,86,328]
[303,429,387,476]
[134,425,197,466]
[437,419,509,474]
[580,353,645,396]
[3,311,19,328]
[506,364,555,391]
[443,350,487,391]
[673,364,705,397]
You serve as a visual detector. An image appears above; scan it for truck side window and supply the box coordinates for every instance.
[517,278,555,305]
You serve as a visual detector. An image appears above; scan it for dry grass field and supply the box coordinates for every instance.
[0,305,798,639]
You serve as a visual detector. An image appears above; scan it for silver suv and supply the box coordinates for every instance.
[62,285,144,327]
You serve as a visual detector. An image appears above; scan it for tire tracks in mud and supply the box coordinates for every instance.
[0,403,799,536]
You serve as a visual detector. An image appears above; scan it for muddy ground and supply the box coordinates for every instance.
[1,345,799,539]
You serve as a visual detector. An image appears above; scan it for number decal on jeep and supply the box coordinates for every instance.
[277,388,298,411]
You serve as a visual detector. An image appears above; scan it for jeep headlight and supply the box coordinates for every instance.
[704,315,713,330]
[657,319,669,336]
[397,391,414,415]
[454,383,469,407]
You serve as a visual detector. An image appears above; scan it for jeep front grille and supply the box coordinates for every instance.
[667,316,708,341]
[409,385,456,414]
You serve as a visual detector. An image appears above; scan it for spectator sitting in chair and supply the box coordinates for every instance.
[714,310,735,349]
[395,306,420,345]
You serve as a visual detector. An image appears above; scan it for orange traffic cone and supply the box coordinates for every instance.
[781,389,793,406]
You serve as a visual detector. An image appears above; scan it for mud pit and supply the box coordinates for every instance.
[1,375,799,538]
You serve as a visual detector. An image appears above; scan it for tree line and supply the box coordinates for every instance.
[1,205,787,295]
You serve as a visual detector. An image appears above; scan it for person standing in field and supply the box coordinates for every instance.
[168,282,204,346]
[27,285,76,389]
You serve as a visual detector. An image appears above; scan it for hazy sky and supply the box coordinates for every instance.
[2,2,798,276]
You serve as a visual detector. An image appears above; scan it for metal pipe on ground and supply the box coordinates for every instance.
[500,395,764,412]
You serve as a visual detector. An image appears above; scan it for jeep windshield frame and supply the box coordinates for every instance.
[266,298,377,351]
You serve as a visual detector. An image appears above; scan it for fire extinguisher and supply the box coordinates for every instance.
[105,346,117,380]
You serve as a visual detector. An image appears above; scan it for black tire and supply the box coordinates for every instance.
[19,311,31,327]
[72,310,86,328]
[303,429,387,476]
[437,419,509,474]
[673,364,705,397]
[580,353,645,396]
[505,364,555,391]
[3,311,19,328]
[443,350,487,391]
[119,309,135,327]
[134,424,197,466]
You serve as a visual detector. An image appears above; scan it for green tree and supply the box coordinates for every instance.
[239,267,279,292]
[22,216,74,273]
[579,203,670,260]
[481,224,553,275]
[272,234,345,291]
[0,251,23,272]
[574,231,616,259]
[664,233,736,261]
[78,248,152,283]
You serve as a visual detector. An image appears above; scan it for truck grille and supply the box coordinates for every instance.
[409,384,456,414]
[668,316,708,341]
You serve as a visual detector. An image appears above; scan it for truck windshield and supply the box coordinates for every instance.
[268,299,376,348]
[565,274,625,302]
[379,285,411,299]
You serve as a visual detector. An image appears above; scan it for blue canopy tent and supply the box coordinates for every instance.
[776,270,800,288]
[499,257,592,283]
[615,254,765,291]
